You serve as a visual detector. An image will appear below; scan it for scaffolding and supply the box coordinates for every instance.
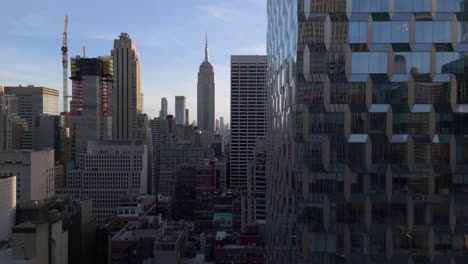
[69,56,113,162]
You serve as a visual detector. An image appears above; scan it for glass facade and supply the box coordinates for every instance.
[267,0,468,263]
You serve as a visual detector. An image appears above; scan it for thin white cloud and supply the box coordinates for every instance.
[8,12,59,37]
[196,4,232,20]
[86,33,117,41]
[196,3,262,22]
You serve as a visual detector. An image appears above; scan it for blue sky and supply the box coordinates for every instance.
[0,0,267,123]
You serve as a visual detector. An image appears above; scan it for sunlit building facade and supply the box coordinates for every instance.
[267,0,468,263]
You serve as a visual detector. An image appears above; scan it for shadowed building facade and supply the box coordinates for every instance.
[266,0,468,263]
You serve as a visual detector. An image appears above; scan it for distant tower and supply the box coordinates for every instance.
[111,33,142,139]
[197,35,215,133]
[62,15,69,113]
[185,109,189,125]
[160,97,168,118]
[175,96,186,125]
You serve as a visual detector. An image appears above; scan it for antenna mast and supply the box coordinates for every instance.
[62,15,69,112]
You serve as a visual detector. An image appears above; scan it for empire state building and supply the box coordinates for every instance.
[197,36,215,133]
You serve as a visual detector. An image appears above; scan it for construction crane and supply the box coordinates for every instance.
[62,15,69,113]
[61,15,70,186]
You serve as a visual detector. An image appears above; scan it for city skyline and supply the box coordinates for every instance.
[0,0,267,123]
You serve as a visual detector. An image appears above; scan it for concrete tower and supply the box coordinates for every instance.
[111,33,142,140]
[160,97,168,118]
[197,35,215,133]
[175,96,186,125]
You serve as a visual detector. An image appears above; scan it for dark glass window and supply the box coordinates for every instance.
[352,52,387,73]
[415,22,434,43]
[394,0,411,12]
[433,22,452,43]
[436,52,463,73]
[371,0,389,12]
[437,0,463,12]
[373,22,391,43]
[353,0,371,12]
[350,22,367,43]
[391,22,409,43]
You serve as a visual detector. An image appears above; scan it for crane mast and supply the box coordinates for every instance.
[62,15,69,112]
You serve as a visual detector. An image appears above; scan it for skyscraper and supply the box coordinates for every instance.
[175,96,186,125]
[111,33,143,140]
[219,116,225,134]
[69,56,113,163]
[266,0,468,263]
[197,36,215,133]
[4,85,59,149]
[230,56,267,189]
[160,97,168,118]
[185,109,189,125]
[0,86,26,151]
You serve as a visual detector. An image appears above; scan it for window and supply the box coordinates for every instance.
[412,0,432,12]
[373,22,390,43]
[415,22,434,43]
[352,52,387,73]
[350,22,367,43]
[371,0,388,12]
[391,22,409,43]
[393,52,430,73]
[395,0,431,12]
[394,0,412,11]
[437,0,463,12]
[353,0,370,12]
[436,52,463,73]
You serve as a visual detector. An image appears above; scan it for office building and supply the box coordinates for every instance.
[0,175,16,241]
[112,33,143,140]
[197,37,215,133]
[15,198,95,264]
[185,109,189,125]
[160,97,168,118]
[58,140,147,224]
[150,116,178,194]
[230,56,267,189]
[0,149,55,202]
[175,96,186,125]
[0,86,27,150]
[242,139,267,233]
[34,115,67,162]
[219,116,227,136]
[174,164,197,221]
[153,220,189,263]
[159,146,204,196]
[11,222,51,263]
[69,56,113,163]
[4,85,59,149]
[266,0,468,262]
[213,231,265,264]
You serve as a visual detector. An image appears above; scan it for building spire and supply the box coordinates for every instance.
[204,33,209,62]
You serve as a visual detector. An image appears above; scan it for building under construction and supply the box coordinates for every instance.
[69,56,114,164]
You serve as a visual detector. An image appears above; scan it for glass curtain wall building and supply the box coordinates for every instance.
[266,0,468,263]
